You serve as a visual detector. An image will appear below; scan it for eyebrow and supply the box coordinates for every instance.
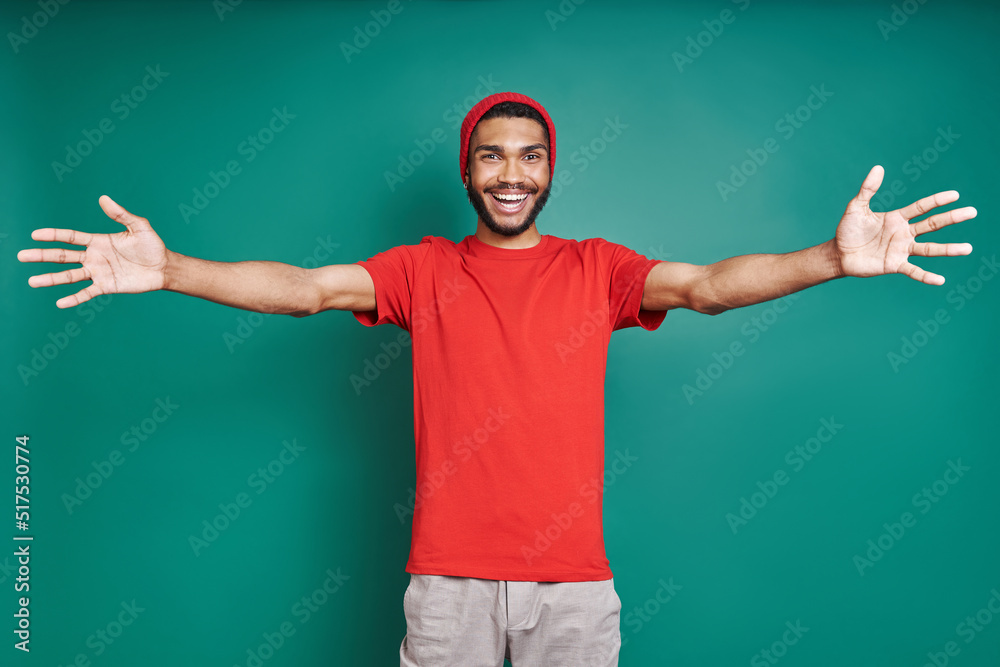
[474,143,548,155]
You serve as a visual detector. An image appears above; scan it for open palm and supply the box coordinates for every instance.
[835,165,976,285]
[17,196,168,308]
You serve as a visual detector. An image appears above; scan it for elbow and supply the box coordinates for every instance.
[699,302,729,316]
[689,290,728,316]
[287,302,318,319]
[288,297,318,318]
[687,267,727,315]
[289,281,322,318]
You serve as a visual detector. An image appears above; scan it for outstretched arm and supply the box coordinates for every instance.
[17,196,374,316]
[641,166,977,315]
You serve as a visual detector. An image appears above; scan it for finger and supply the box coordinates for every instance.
[853,165,884,208]
[898,189,960,221]
[55,284,101,309]
[27,266,91,288]
[27,227,94,246]
[99,195,149,232]
[911,206,978,237]
[16,247,86,264]
[910,241,973,257]
[898,261,945,286]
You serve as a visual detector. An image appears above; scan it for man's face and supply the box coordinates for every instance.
[465,116,552,237]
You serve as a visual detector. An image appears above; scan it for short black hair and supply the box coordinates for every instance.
[476,101,550,148]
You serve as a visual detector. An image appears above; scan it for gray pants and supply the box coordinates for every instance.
[399,574,622,666]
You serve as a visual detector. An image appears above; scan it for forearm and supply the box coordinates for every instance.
[162,250,316,317]
[700,239,843,314]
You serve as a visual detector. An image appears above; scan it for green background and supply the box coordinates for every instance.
[2,0,998,665]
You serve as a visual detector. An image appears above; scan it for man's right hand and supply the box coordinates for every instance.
[17,195,169,309]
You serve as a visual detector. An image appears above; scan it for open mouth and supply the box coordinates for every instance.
[489,190,531,215]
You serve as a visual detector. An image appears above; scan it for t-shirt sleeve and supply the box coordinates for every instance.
[351,241,429,331]
[602,240,667,332]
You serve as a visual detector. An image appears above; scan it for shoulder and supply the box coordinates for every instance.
[557,236,644,261]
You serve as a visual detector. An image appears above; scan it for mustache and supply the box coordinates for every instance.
[486,184,535,192]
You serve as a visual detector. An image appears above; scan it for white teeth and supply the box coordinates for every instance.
[492,193,528,201]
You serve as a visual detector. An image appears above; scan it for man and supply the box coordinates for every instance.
[17,92,976,666]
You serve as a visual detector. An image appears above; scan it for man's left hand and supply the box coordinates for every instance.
[834,165,977,285]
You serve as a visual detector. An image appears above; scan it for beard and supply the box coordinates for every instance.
[466,181,553,237]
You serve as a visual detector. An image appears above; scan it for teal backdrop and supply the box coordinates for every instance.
[2,1,998,665]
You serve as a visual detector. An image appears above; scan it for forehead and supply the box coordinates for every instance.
[470,116,548,148]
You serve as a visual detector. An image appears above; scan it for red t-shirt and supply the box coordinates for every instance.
[353,233,665,582]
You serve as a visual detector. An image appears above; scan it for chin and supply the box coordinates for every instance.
[468,183,552,237]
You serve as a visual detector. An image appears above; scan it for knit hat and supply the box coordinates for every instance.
[459,92,556,184]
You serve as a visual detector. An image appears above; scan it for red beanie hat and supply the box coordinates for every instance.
[459,91,556,184]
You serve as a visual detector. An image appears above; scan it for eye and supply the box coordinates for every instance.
[483,153,500,160]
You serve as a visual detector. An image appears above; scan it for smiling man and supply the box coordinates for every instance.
[17,91,976,667]
[461,99,553,242]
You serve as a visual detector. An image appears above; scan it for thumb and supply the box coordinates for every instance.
[99,195,150,232]
[853,165,884,210]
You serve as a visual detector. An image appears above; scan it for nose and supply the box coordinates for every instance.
[499,157,526,187]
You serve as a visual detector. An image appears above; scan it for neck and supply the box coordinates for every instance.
[474,221,542,249]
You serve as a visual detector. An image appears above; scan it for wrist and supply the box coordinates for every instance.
[162,250,184,292]
[822,239,845,280]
